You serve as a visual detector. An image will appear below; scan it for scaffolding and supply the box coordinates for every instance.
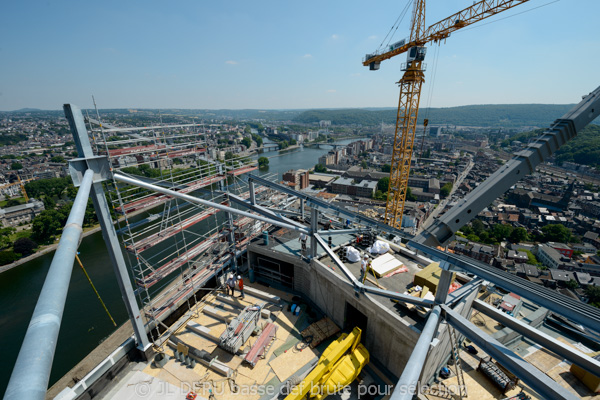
[83,106,285,342]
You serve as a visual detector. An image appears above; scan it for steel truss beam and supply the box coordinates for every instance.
[113,174,310,235]
[473,299,600,376]
[65,105,150,354]
[248,174,408,238]
[226,193,305,229]
[409,241,600,334]
[314,233,360,286]
[317,228,367,235]
[445,278,483,306]
[442,304,577,400]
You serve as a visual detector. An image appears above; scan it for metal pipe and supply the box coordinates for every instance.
[311,208,319,258]
[249,180,256,205]
[4,169,94,400]
[227,193,305,229]
[113,173,310,235]
[316,228,366,235]
[390,306,441,400]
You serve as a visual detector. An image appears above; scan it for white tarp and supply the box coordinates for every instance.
[345,246,361,263]
[367,240,390,255]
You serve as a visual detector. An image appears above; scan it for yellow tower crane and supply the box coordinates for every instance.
[0,176,32,203]
[363,0,530,230]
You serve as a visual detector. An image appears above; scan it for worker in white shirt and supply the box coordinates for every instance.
[360,255,368,282]
[226,273,236,296]
[299,232,308,252]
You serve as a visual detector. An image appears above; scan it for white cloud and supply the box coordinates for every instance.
[327,89,336,93]
[368,35,377,40]
[331,34,339,40]
[225,60,238,65]
[302,54,313,58]
[350,73,360,77]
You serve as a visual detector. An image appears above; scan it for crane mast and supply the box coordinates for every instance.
[386,0,426,229]
[366,0,530,230]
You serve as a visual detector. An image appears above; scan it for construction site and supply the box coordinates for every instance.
[4,1,600,400]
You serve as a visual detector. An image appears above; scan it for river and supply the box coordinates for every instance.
[0,137,365,396]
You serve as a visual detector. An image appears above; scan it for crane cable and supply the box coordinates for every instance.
[75,253,117,327]
[377,0,413,53]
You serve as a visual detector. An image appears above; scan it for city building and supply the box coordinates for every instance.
[331,177,377,198]
[0,200,45,227]
[282,169,309,190]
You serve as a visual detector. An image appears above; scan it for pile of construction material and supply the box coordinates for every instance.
[219,302,264,353]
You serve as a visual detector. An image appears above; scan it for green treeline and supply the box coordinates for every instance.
[293,104,589,128]
[555,124,600,167]
[0,133,28,147]
[502,124,600,168]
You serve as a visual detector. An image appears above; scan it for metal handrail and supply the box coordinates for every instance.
[4,169,95,400]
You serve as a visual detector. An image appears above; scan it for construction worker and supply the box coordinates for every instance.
[366,258,373,283]
[360,255,368,282]
[237,275,245,298]
[226,273,236,296]
[299,232,308,253]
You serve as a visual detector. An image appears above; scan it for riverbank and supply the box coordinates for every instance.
[0,225,103,274]
[0,204,153,274]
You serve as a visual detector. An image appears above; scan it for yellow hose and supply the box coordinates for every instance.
[76,254,117,327]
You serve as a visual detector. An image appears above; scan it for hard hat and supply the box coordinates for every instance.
[229,273,233,278]
[364,255,368,259]
[237,275,241,280]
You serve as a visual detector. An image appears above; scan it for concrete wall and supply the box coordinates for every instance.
[248,241,479,383]
[295,258,421,378]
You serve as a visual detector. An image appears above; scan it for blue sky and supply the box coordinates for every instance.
[0,0,598,110]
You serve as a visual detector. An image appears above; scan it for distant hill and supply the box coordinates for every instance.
[2,105,597,128]
[555,124,600,167]
[14,108,43,112]
[293,104,582,128]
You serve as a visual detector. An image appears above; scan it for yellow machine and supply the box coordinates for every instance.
[285,327,369,400]
[0,175,32,202]
[363,0,530,229]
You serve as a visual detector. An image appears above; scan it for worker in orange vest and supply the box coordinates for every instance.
[237,275,245,299]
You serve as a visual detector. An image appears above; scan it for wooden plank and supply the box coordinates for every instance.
[186,321,220,344]
[269,347,319,382]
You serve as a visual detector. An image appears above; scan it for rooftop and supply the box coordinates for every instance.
[96,283,385,400]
